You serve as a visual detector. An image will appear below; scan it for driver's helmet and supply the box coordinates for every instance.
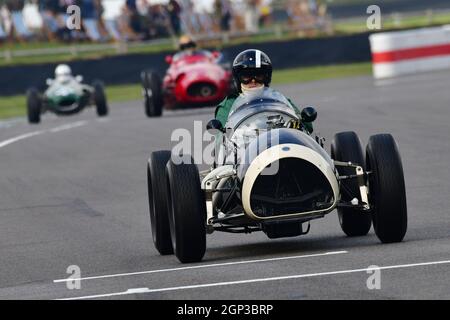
[55,64,72,83]
[232,49,272,92]
[178,35,197,51]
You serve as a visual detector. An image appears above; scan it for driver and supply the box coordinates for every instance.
[215,49,314,133]
[54,64,75,84]
[178,35,198,54]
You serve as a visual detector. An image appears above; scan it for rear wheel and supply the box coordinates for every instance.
[93,80,108,116]
[27,88,41,124]
[166,156,206,263]
[148,151,173,255]
[141,71,163,117]
[366,134,407,243]
[331,131,372,236]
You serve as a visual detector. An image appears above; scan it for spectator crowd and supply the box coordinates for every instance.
[0,0,326,43]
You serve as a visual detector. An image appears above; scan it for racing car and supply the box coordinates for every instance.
[147,88,408,263]
[141,50,233,117]
[26,64,108,124]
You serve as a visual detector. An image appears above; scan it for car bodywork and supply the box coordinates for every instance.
[43,78,92,115]
[202,89,343,237]
[162,50,232,108]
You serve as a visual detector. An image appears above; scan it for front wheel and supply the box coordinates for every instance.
[331,131,372,236]
[148,151,173,255]
[141,70,163,117]
[93,80,108,116]
[166,156,206,263]
[366,134,407,243]
[27,88,41,124]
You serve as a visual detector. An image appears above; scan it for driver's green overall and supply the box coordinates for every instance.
[214,94,314,133]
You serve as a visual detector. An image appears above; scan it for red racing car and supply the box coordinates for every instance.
[141,50,234,117]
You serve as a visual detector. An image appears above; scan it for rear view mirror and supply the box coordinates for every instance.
[206,119,224,133]
[165,55,173,64]
[46,78,53,86]
[301,106,317,123]
[75,75,83,82]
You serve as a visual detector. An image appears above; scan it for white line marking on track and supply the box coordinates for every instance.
[125,288,150,294]
[0,131,44,148]
[0,120,88,149]
[49,121,87,133]
[53,250,347,283]
[58,259,450,300]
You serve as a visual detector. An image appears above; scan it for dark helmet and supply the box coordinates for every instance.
[179,35,197,51]
[232,49,272,91]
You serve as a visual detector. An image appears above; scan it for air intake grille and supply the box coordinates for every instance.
[250,158,334,217]
[187,82,217,97]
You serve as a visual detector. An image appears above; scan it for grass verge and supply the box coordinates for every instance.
[0,62,372,120]
[334,12,450,34]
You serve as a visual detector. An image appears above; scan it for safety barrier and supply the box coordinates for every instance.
[0,32,372,96]
[369,25,450,78]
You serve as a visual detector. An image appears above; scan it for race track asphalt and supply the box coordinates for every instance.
[0,71,449,300]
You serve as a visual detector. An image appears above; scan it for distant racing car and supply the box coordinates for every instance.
[26,64,108,124]
[141,50,234,117]
[147,88,408,263]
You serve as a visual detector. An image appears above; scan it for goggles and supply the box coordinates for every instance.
[239,73,266,85]
[180,42,196,50]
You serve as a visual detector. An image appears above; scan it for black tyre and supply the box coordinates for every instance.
[148,151,173,255]
[27,88,41,124]
[331,131,372,236]
[141,70,163,117]
[166,156,206,263]
[93,80,108,116]
[366,134,407,243]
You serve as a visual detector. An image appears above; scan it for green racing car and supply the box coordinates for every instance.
[26,64,108,124]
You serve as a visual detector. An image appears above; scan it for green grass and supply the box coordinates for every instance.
[334,11,450,34]
[272,62,372,84]
[0,95,26,119]
[0,43,176,67]
[0,62,372,120]
[328,0,399,5]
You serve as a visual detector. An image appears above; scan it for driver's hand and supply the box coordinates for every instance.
[287,119,303,130]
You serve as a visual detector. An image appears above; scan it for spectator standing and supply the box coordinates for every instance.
[147,4,170,38]
[167,0,181,35]
[78,0,102,41]
[58,0,78,41]
[286,0,302,27]
[94,0,109,38]
[258,0,272,27]
[244,0,259,33]
[179,0,201,35]
[101,0,124,41]
[5,0,32,40]
[0,2,7,40]
[39,0,61,40]
[309,0,318,16]
[125,0,144,36]
[214,0,232,32]
[197,7,214,35]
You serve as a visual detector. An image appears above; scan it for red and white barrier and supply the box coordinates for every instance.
[369,25,450,79]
